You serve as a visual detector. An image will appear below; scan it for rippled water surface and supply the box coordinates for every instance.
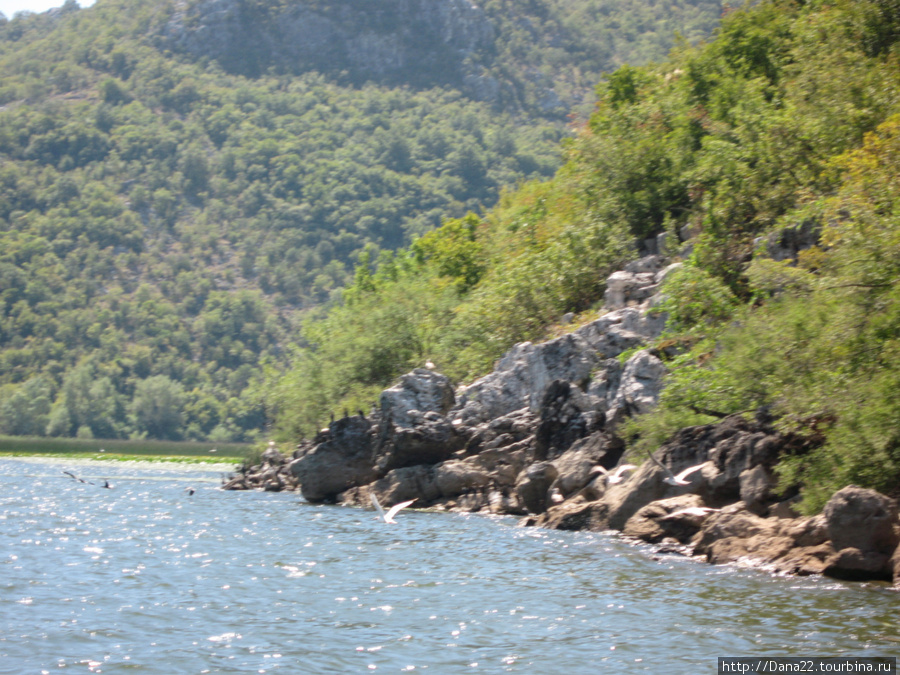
[1,458,897,674]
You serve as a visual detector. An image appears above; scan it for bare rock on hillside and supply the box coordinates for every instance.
[605,349,667,430]
[380,368,456,428]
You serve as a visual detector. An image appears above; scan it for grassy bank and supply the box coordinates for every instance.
[0,435,252,463]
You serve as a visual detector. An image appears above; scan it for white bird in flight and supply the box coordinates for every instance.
[590,463,638,484]
[661,506,719,520]
[646,451,707,486]
[370,494,416,524]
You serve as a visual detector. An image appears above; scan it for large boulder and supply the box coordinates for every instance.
[434,459,492,497]
[550,432,625,497]
[366,465,441,505]
[464,408,537,455]
[823,548,893,581]
[692,503,778,555]
[599,460,674,530]
[606,349,666,429]
[380,368,455,428]
[534,497,612,531]
[603,270,658,310]
[290,416,377,502]
[515,461,559,514]
[821,486,899,581]
[689,504,835,575]
[451,333,600,425]
[374,412,466,473]
[823,486,899,554]
[739,464,777,516]
[622,494,708,544]
[533,380,604,461]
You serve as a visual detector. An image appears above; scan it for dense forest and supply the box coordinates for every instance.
[269,0,900,511]
[0,0,725,441]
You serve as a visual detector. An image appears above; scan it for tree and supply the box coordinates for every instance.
[0,376,53,436]
[129,375,186,440]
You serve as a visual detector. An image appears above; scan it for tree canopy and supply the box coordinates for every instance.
[0,0,725,441]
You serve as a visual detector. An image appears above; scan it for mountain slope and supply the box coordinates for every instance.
[268,0,900,511]
[0,0,724,441]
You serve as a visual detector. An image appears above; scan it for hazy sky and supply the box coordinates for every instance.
[0,0,95,19]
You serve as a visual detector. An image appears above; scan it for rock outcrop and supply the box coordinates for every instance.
[161,0,495,89]
[820,486,899,581]
[229,253,900,586]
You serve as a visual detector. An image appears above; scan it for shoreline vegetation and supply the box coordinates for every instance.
[0,435,250,463]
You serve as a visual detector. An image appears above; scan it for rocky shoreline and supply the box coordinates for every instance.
[225,252,900,587]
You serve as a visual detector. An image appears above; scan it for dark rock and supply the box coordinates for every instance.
[739,464,776,515]
[290,415,377,502]
[534,380,604,461]
[368,465,441,505]
[374,415,466,473]
[550,432,625,497]
[515,461,559,514]
[823,548,892,582]
[823,486,899,556]
[434,459,491,497]
[536,497,611,531]
[622,494,708,544]
[693,503,779,556]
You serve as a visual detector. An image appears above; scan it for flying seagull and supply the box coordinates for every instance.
[370,493,416,524]
[661,506,719,520]
[63,471,93,485]
[646,451,707,486]
[590,463,638,484]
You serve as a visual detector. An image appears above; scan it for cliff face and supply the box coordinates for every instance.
[162,0,496,88]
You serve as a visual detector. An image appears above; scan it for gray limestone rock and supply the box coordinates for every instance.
[606,349,666,429]
[380,369,455,429]
[823,486,899,556]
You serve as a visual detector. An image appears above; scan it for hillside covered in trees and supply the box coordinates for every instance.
[269,0,900,511]
[0,0,724,441]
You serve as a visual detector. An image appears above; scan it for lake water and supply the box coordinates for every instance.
[1,458,897,674]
